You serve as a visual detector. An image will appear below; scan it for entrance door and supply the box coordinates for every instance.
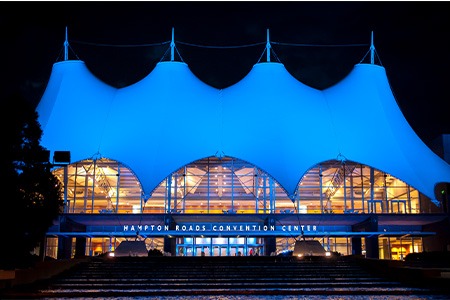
[195,246,210,256]
[229,246,246,256]
[212,246,227,256]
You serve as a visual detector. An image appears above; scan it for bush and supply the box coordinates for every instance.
[148,249,163,257]
[405,251,450,263]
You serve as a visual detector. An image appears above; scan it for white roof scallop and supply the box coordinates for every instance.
[220,62,336,196]
[99,61,221,193]
[37,61,117,162]
[37,58,450,202]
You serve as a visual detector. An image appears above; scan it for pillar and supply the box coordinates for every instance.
[352,215,379,259]
[264,216,277,255]
[163,215,176,255]
[57,236,72,259]
[74,238,87,258]
[351,237,362,255]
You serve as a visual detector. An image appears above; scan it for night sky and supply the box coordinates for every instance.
[2,1,450,146]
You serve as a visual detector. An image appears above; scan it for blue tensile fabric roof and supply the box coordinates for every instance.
[37,58,450,203]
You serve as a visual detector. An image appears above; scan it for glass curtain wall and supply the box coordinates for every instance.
[53,157,432,215]
[53,158,144,214]
[295,160,424,214]
[149,156,293,214]
[176,236,262,257]
[49,157,432,260]
[379,236,423,260]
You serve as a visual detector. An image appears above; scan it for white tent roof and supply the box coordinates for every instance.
[324,64,450,201]
[37,61,117,161]
[99,61,221,193]
[221,62,336,196]
[37,57,450,202]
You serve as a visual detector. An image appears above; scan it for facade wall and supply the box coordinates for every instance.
[53,156,431,216]
[44,156,445,260]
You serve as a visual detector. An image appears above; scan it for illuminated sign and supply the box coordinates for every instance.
[122,223,318,233]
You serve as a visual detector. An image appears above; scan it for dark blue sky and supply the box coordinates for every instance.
[2,1,450,146]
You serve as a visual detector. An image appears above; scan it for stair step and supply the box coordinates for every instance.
[5,256,444,297]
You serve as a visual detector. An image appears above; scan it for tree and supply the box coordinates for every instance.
[0,93,63,269]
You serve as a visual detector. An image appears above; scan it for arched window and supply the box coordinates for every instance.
[53,158,143,214]
[146,156,293,214]
[295,160,424,214]
[53,158,434,215]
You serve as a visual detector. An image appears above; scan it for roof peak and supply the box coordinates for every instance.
[358,31,382,66]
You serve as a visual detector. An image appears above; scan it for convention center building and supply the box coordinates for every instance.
[36,31,450,260]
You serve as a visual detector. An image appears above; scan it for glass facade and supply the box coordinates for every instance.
[379,236,423,260]
[296,160,424,214]
[49,156,439,259]
[53,156,432,215]
[176,237,262,257]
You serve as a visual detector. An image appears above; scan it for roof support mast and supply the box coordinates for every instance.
[64,26,69,61]
[266,29,271,62]
[370,31,374,65]
[170,27,175,61]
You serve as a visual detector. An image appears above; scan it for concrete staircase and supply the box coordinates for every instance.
[2,256,446,298]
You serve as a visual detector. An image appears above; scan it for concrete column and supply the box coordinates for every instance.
[264,237,276,256]
[74,238,87,258]
[164,215,176,255]
[57,236,72,259]
[351,237,362,255]
[164,236,176,256]
[365,236,379,259]
[352,215,379,258]
[264,216,276,255]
